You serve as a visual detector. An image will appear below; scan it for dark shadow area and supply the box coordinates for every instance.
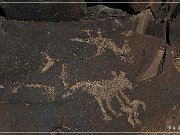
[166,21,170,44]
[85,0,138,15]
[114,3,138,14]
[0,6,6,18]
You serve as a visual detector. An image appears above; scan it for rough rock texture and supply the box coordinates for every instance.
[169,15,180,74]
[82,5,166,41]
[0,0,87,22]
[130,0,179,21]
[170,15,180,45]
[0,1,179,134]
[129,0,150,13]
[0,17,179,133]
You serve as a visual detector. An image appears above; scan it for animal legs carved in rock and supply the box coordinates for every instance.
[97,98,112,121]
[106,98,122,117]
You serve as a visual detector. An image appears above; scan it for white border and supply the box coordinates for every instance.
[0,0,179,134]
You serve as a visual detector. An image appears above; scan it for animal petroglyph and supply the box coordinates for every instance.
[11,84,20,93]
[70,29,133,63]
[59,64,69,88]
[26,84,56,100]
[40,52,55,73]
[63,71,146,127]
[11,83,56,100]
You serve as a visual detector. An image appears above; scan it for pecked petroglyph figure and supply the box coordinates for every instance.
[62,71,146,127]
[59,64,69,89]
[70,29,133,63]
[11,83,56,100]
[40,52,55,73]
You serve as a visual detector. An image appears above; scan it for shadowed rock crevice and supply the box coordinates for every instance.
[85,0,138,15]
[0,6,6,18]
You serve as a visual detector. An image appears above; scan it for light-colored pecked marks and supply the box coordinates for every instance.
[70,29,133,63]
[59,64,69,89]
[63,71,146,127]
[26,84,56,100]
[121,31,134,63]
[11,82,21,93]
[122,31,134,38]
[0,85,4,89]
[11,83,56,100]
[12,86,20,93]
[40,52,55,73]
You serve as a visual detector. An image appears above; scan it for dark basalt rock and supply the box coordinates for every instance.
[0,18,179,132]
[0,0,87,22]
[82,5,166,41]
[0,0,179,133]
[129,0,179,21]
[169,15,180,74]
[170,15,180,45]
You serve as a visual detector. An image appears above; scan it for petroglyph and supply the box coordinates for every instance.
[121,31,134,62]
[122,31,133,37]
[121,39,133,63]
[174,57,180,73]
[70,29,133,63]
[63,71,146,127]
[40,52,55,73]
[59,64,69,88]
[10,83,56,100]
[26,84,56,100]
[12,82,21,93]
[0,85,4,89]
[12,86,19,93]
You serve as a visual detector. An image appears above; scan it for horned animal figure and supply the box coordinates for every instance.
[62,71,146,127]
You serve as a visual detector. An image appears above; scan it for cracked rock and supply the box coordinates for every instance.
[83,5,166,41]
[130,0,179,21]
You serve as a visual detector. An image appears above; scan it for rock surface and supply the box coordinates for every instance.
[0,1,179,133]
[0,0,87,22]
[0,18,179,132]
[83,5,166,41]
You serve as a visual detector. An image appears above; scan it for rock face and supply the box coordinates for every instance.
[0,0,87,22]
[170,15,180,45]
[83,5,166,41]
[0,17,179,132]
[169,15,180,74]
[130,0,179,21]
[0,1,179,133]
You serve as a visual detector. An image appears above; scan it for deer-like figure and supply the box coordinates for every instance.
[62,71,146,127]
